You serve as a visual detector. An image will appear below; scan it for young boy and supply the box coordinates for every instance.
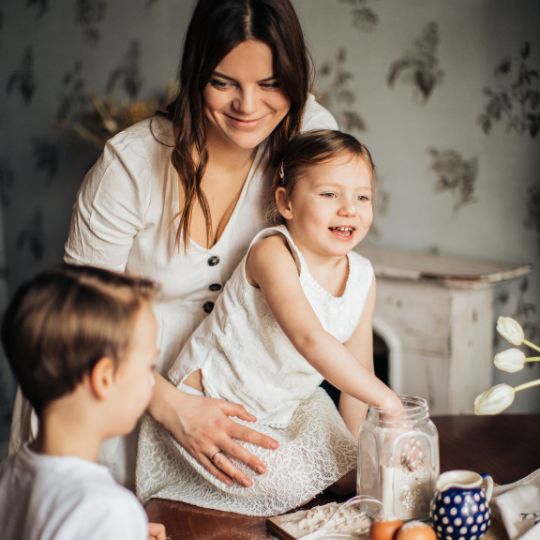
[0,265,165,540]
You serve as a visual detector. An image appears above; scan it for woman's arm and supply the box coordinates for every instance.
[64,138,149,270]
[248,236,402,412]
[148,373,278,487]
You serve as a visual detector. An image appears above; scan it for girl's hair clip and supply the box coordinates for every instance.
[279,162,285,181]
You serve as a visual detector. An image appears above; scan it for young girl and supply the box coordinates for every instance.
[136,130,402,516]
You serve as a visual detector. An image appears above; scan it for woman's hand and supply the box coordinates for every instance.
[148,522,166,540]
[148,374,279,487]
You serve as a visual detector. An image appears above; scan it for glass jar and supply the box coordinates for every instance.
[357,395,439,520]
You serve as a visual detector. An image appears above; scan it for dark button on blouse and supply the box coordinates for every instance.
[207,255,220,266]
[203,301,215,314]
[209,283,222,292]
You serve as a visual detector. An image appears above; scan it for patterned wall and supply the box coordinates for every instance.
[0,206,9,452]
[298,0,540,414]
[1,0,539,451]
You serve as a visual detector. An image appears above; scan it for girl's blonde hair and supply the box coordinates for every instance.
[267,129,376,225]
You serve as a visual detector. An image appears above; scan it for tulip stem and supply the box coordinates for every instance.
[525,357,540,363]
[523,339,540,354]
[514,379,540,393]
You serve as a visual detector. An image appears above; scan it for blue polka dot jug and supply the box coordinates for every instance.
[430,470,493,540]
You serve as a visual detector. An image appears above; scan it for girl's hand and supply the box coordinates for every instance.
[148,522,166,540]
[148,374,279,487]
[379,392,406,415]
[379,399,425,473]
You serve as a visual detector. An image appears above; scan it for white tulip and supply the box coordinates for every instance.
[494,348,526,373]
[474,384,515,415]
[496,316,524,346]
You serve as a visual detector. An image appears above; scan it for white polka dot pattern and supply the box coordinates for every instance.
[430,488,491,540]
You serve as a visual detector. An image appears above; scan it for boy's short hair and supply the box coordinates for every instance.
[1,264,159,416]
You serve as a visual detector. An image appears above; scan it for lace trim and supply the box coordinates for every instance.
[136,388,357,516]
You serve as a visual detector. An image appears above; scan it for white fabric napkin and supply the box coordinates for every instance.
[492,469,540,539]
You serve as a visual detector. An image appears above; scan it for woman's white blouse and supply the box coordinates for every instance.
[64,94,338,375]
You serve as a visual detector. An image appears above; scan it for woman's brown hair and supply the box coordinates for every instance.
[164,0,310,248]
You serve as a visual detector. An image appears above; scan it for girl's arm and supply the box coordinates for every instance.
[340,279,375,436]
[248,235,402,412]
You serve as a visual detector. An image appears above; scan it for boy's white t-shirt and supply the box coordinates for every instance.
[0,444,148,540]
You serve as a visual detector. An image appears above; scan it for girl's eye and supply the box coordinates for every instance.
[209,78,230,89]
[321,192,337,198]
[357,195,371,202]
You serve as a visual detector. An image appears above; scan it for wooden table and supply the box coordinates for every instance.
[145,414,540,539]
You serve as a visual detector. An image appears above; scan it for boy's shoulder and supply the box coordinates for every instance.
[0,446,147,540]
[32,451,140,508]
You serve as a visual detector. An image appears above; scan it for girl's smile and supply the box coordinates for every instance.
[277,153,373,261]
[329,226,357,240]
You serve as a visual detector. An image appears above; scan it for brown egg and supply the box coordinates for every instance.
[369,518,404,540]
[394,521,437,540]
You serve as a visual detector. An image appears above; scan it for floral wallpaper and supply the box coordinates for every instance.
[478,42,540,138]
[0,210,8,453]
[428,148,478,211]
[6,48,35,104]
[387,21,444,104]
[0,0,539,452]
[339,0,380,32]
[316,47,367,132]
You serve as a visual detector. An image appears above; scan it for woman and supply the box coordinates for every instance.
[10,0,338,490]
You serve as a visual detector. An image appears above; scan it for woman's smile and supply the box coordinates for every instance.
[204,40,291,151]
[224,114,266,130]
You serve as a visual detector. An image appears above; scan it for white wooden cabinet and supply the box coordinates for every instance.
[358,244,531,414]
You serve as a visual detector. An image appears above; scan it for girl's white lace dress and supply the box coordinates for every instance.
[136,226,374,516]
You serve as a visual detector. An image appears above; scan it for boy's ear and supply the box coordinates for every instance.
[89,357,116,400]
[275,187,293,220]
